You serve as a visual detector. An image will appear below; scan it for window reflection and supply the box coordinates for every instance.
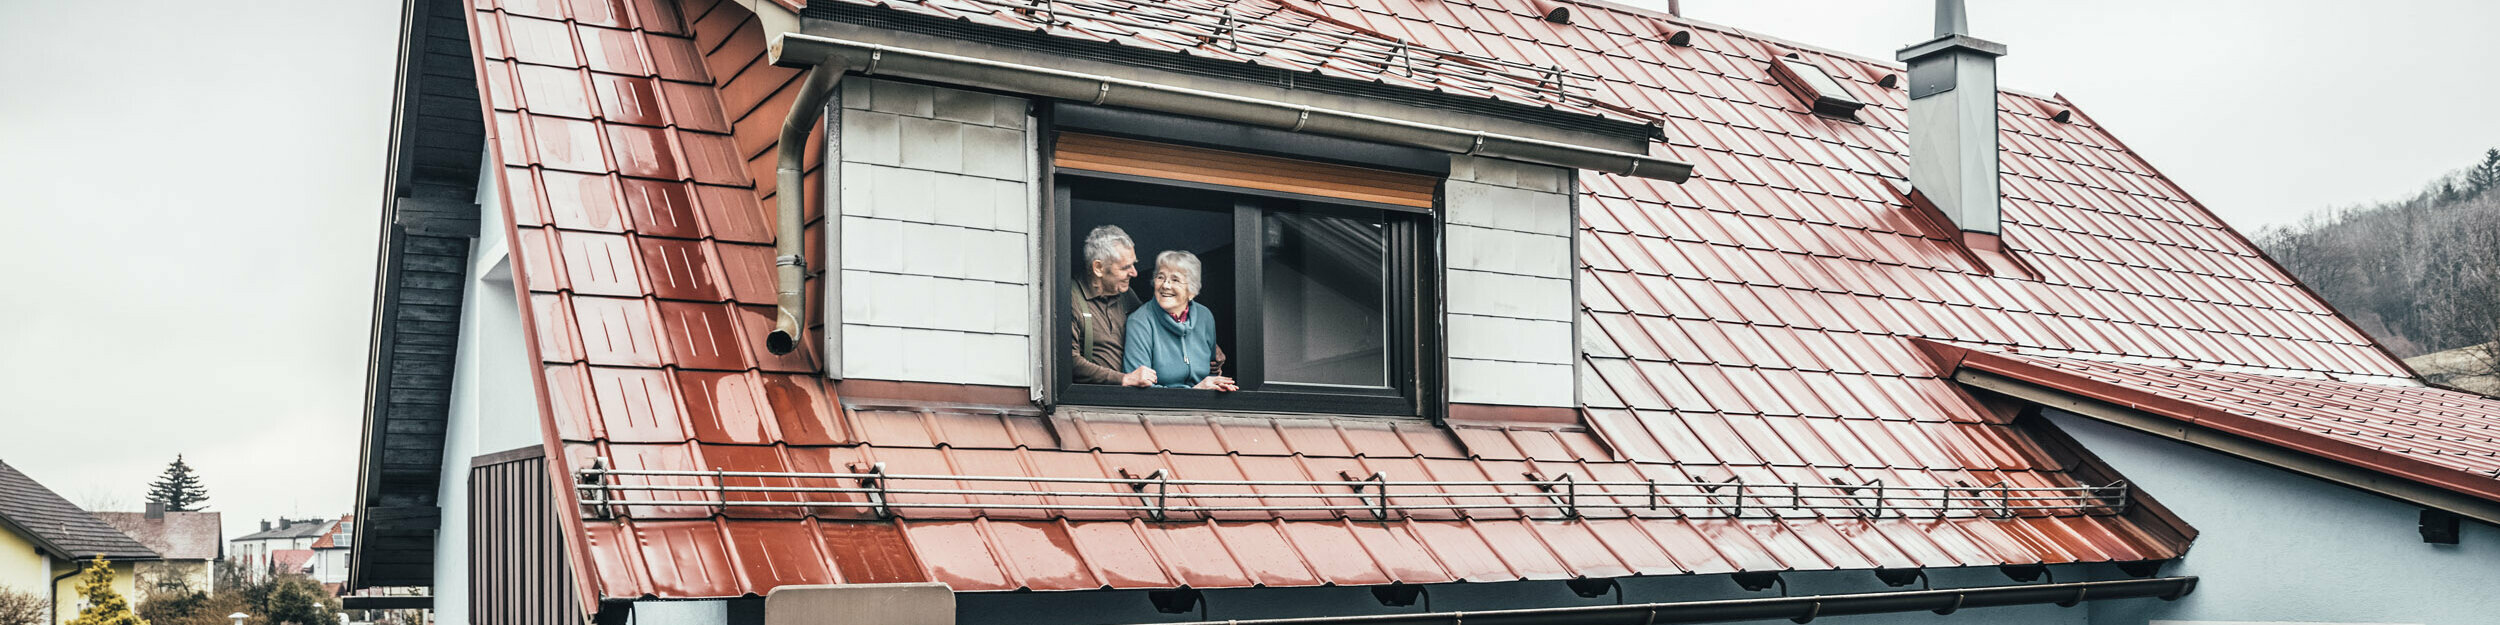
[1261,207,1388,388]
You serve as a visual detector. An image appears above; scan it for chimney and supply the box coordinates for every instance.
[146,502,165,519]
[261,520,272,532]
[1896,0,2007,235]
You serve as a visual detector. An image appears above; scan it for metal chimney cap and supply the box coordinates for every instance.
[1896,33,2005,62]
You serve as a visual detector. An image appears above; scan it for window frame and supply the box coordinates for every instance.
[1042,117,1445,418]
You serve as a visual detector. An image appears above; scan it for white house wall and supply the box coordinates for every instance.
[2048,409,2500,625]
[434,149,544,625]
[1442,155,1576,407]
[830,78,1035,387]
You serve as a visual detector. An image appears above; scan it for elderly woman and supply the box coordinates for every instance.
[1122,251,1237,391]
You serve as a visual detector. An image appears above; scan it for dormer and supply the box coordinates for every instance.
[769,18,1693,420]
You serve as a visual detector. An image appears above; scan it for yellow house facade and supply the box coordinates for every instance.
[0,461,159,625]
[0,526,48,599]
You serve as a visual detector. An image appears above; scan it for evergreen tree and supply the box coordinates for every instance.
[261,577,334,625]
[2468,148,2500,197]
[67,559,146,625]
[144,456,209,512]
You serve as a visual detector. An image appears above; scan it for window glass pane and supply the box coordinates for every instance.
[1261,206,1388,388]
[1782,58,1859,105]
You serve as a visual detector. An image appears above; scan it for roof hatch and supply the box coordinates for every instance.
[1769,54,1864,118]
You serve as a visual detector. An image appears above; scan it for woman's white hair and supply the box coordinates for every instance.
[1082,225,1134,266]
[1155,250,1202,293]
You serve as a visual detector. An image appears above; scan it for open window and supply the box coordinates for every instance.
[1048,129,1440,416]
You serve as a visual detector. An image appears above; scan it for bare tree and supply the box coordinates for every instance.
[2256,148,2500,385]
[0,585,46,625]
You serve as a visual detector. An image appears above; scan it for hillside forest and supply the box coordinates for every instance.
[2254,149,2500,377]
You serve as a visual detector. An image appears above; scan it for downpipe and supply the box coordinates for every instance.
[766,65,842,356]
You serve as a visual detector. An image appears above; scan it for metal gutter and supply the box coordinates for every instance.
[1133,577,2196,625]
[1957,367,2500,527]
[768,33,1694,183]
[765,67,842,356]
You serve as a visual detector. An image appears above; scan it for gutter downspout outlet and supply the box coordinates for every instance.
[766,61,843,356]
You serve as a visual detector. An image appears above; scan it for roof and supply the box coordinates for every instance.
[0,461,159,561]
[1929,343,2500,506]
[234,519,336,542]
[270,549,317,575]
[427,0,2465,604]
[311,515,353,550]
[351,0,489,588]
[96,511,224,561]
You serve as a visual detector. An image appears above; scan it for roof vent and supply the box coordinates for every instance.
[1767,54,1865,117]
[1539,2,1572,24]
[1878,73,1900,89]
[1663,29,1692,46]
[2050,109,2074,124]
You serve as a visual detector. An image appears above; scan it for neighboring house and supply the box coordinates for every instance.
[308,515,356,592]
[228,517,334,584]
[347,0,2500,624]
[95,504,224,593]
[0,461,158,625]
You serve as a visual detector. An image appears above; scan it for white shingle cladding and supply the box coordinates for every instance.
[1443,155,1576,407]
[831,78,1035,386]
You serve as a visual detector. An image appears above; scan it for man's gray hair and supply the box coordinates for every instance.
[1154,250,1203,293]
[1082,225,1135,266]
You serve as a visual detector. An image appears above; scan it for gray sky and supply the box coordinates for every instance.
[1,1,2493,543]
[1673,0,2500,231]
[0,1,400,540]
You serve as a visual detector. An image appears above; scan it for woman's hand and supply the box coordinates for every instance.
[1193,376,1238,392]
[1122,367,1158,388]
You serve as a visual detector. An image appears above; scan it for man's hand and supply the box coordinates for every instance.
[1122,367,1158,387]
[1193,376,1238,392]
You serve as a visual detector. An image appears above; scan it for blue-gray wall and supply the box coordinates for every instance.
[2048,409,2500,625]
[954,564,2104,625]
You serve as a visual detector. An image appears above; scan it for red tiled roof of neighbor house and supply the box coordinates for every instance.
[270,549,317,576]
[444,0,2496,604]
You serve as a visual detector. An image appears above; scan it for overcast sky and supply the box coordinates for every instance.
[1,1,2494,543]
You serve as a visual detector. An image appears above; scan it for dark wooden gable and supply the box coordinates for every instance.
[351,0,487,590]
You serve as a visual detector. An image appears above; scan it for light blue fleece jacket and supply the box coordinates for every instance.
[1121,302,1219,388]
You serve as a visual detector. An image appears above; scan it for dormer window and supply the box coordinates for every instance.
[1770,55,1865,118]
[1049,129,1439,416]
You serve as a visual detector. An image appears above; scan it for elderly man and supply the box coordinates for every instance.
[1070,225,1156,387]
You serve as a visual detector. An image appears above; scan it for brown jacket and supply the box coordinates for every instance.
[1070,280,1142,384]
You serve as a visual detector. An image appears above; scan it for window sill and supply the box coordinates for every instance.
[1057,385,1416,417]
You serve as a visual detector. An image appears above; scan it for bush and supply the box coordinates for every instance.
[0,586,45,625]
[67,558,147,625]
[137,586,245,625]
[260,578,335,625]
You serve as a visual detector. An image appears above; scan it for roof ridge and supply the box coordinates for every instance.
[1550,0,2071,105]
